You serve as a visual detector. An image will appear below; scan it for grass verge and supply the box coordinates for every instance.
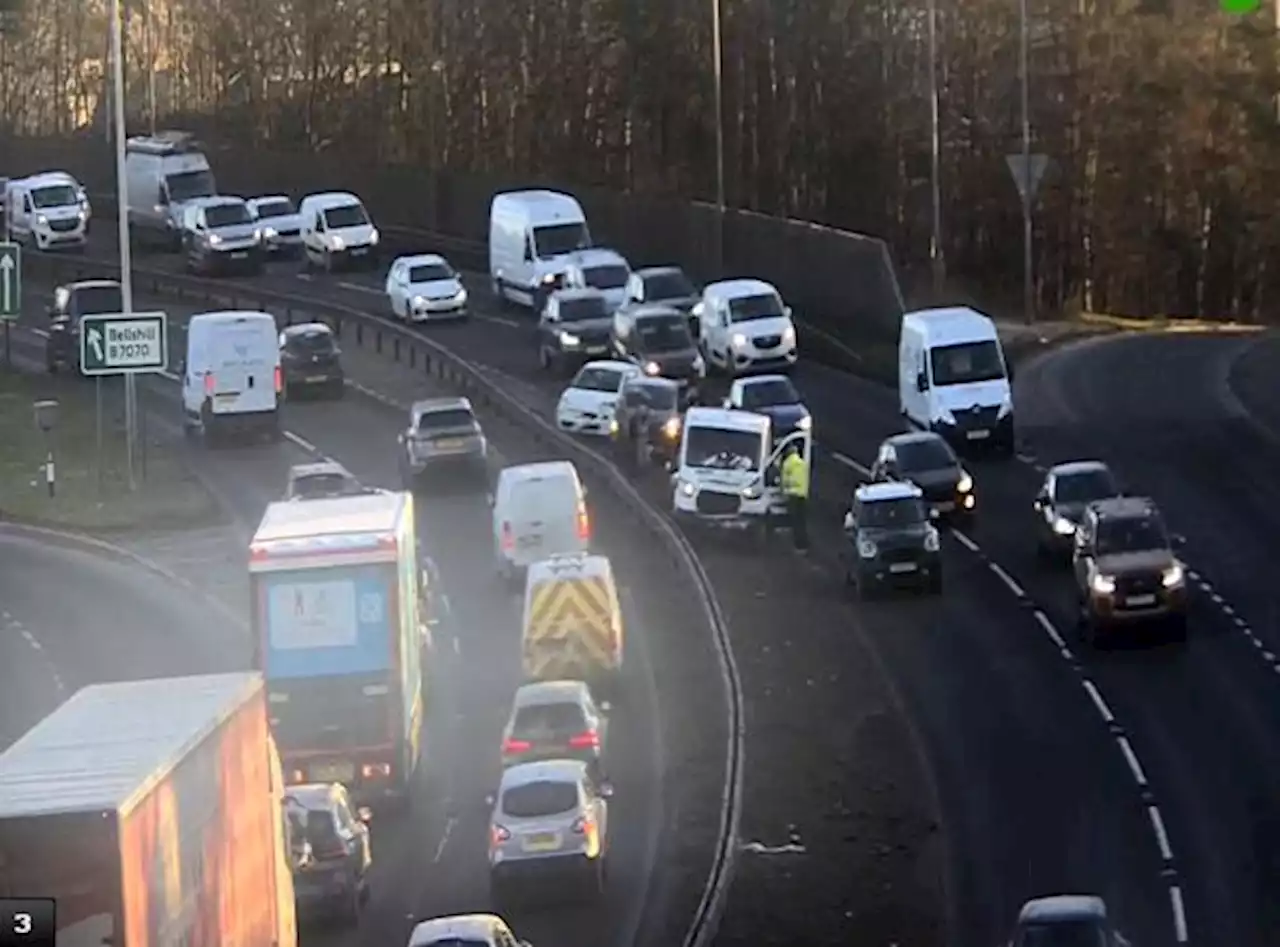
[0,370,221,531]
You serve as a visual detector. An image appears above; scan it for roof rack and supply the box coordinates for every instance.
[125,130,204,155]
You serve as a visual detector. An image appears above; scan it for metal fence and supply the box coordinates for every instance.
[1,134,906,369]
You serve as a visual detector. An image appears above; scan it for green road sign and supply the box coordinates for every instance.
[0,242,21,321]
[79,311,168,376]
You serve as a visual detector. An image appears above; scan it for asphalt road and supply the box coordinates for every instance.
[21,227,1206,947]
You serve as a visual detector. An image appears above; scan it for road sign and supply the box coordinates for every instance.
[1005,153,1051,203]
[0,242,20,321]
[78,312,168,376]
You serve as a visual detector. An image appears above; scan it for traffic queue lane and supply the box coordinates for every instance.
[9,289,669,947]
[42,230,1192,945]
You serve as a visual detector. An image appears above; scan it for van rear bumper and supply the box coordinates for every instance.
[208,407,279,436]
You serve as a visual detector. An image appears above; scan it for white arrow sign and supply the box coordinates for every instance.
[88,326,105,362]
[0,253,12,314]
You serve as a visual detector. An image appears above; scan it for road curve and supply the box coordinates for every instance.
[21,229,1193,947]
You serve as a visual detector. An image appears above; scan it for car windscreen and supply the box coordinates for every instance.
[929,339,1006,386]
[501,780,580,818]
[559,296,608,321]
[860,497,928,528]
[1016,920,1108,947]
[683,426,761,471]
[32,184,79,209]
[72,285,123,315]
[572,366,625,392]
[416,408,475,431]
[513,701,587,737]
[1054,470,1119,504]
[895,439,957,472]
[635,315,692,352]
[644,271,695,299]
[629,383,678,411]
[533,222,590,257]
[741,378,800,408]
[582,264,629,290]
[1095,516,1167,555]
[423,940,490,947]
[408,263,454,283]
[323,204,369,228]
[165,169,215,202]
[206,203,251,227]
[292,474,355,498]
[254,199,294,219]
[285,330,336,353]
[728,292,784,323]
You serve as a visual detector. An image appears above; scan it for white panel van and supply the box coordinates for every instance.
[898,306,1015,456]
[489,190,591,310]
[181,311,282,444]
[6,172,89,250]
[124,131,217,250]
[491,460,591,585]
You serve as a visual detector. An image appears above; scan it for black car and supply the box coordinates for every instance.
[1033,460,1122,560]
[537,288,614,373]
[612,304,704,395]
[623,266,700,331]
[871,431,976,527]
[283,782,372,923]
[843,480,942,596]
[612,375,683,468]
[45,279,123,375]
[725,374,811,437]
[280,322,344,398]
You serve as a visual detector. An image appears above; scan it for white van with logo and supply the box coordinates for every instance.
[124,131,217,250]
[899,306,1015,456]
[492,460,591,586]
[181,311,281,444]
[298,192,380,272]
[489,190,592,310]
[6,172,89,250]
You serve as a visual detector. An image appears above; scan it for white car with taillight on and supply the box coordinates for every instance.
[555,360,640,437]
[487,759,613,904]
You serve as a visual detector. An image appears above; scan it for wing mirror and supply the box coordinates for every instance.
[916,371,928,393]
[784,305,793,318]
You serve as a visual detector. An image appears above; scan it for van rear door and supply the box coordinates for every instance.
[209,318,278,415]
[509,475,581,563]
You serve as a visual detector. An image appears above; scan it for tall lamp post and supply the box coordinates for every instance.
[926,0,945,296]
[711,0,726,277]
[109,0,139,488]
[1018,0,1034,323]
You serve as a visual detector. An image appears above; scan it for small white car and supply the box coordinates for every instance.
[386,254,468,322]
[406,915,531,947]
[561,249,632,313]
[247,195,303,256]
[694,279,798,376]
[555,360,640,437]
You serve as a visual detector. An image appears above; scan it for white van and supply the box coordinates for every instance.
[899,306,1015,456]
[489,190,592,309]
[124,131,217,250]
[492,460,590,584]
[694,279,798,376]
[298,192,380,272]
[181,311,282,444]
[6,172,89,250]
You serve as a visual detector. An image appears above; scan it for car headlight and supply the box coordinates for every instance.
[252,229,263,243]
[742,483,763,499]
[332,236,346,251]
[783,325,796,344]
[609,418,619,435]
[454,287,468,304]
[662,417,680,439]
[559,331,581,347]
[923,528,940,552]
[264,226,277,238]
[692,354,706,375]
[209,233,222,246]
[1162,562,1184,588]
[541,272,558,285]
[36,214,48,226]
[857,537,877,558]
[644,361,660,376]
[732,332,748,348]
[412,295,426,309]
[369,228,380,245]
[1091,573,1116,595]
[1052,516,1076,536]
[956,472,973,493]
[679,479,696,497]
[78,209,88,221]
[796,415,812,431]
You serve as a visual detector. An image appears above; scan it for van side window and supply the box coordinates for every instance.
[313,214,324,231]
[23,196,32,213]
[523,235,534,261]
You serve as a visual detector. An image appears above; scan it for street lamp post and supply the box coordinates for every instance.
[1018,0,1034,324]
[926,0,945,296]
[109,0,139,488]
[711,0,726,277]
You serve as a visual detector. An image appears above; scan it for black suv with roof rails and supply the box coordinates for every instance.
[1072,496,1188,645]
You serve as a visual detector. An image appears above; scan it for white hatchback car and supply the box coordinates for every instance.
[555,360,640,437]
[386,253,468,322]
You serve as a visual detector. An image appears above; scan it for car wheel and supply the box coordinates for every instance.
[538,345,551,371]
[323,250,334,274]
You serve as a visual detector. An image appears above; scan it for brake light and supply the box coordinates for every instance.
[501,521,514,552]
[204,372,215,394]
[502,737,532,754]
[568,729,599,749]
[491,824,510,846]
[576,506,591,541]
[274,365,283,393]
[571,816,591,835]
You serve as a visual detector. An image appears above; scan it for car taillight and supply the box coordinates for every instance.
[571,816,590,835]
[568,729,599,749]
[576,507,591,541]
[502,737,532,754]
[274,365,283,393]
[501,521,514,552]
[491,824,510,846]
[204,372,215,394]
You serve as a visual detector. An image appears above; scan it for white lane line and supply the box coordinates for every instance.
[1148,806,1174,861]
[295,272,313,282]
[6,614,66,694]
[829,451,870,476]
[337,281,380,295]
[481,314,523,329]
[432,815,456,863]
[283,430,318,454]
[952,529,980,553]
[988,561,1024,597]
[1081,679,1115,724]
[1033,610,1068,650]
[1116,736,1149,787]
[1170,885,1189,942]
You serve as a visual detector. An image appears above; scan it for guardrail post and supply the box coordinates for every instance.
[393,337,400,362]
[376,330,384,356]
[409,345,416,370]
[356,323,364,347]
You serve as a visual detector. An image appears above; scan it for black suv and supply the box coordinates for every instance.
[283,782,372,923]
[279,322,344,399]
[1072,496,1188,644]
[45,279,123,374]
[843,480,942,596]
[612,375,683,469]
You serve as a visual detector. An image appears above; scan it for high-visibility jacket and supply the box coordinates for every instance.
[780,452,810,498]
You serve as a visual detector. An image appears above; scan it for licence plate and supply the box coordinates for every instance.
[310,761,354,783]
[521,833,561,853]
[586,345,607,355]
[889,562,918,574]
[351,247,368,256]
[434,439,463,450]
[214,393,239,403]
[1125,594,1157,607]
[230,251,248,260]
[306,375,327,383]
[518,534,542,548]
[966,429,990,440]
[934,501,955,512]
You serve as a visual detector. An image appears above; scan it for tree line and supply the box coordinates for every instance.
[2,0,1278,322]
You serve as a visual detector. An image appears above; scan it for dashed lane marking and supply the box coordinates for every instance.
[1116,736,1149,788]
[1081,679,1116,724]
[4,610,66,695]
[1170,885,1189,943]
[283,430,319,454]
[987,561,1023,597]
[1148,805,1174,861]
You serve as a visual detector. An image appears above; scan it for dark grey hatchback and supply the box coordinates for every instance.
[871,431,976,528]
[843,480,943,597]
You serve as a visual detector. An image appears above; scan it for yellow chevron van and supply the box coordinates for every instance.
[521,553,624,696]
